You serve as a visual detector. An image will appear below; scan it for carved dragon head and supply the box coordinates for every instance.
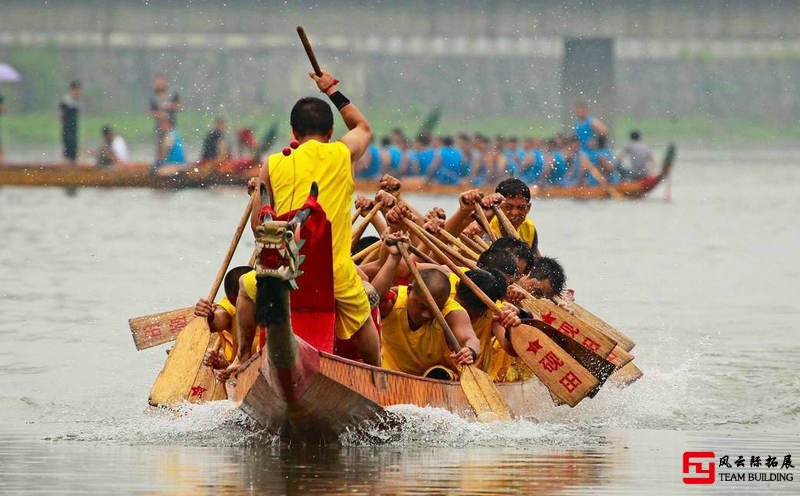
[253,181,317,290]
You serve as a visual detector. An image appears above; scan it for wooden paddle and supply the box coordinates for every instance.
[130,195,255,350]
[397,243,512,422]
[351,239,381,263]
[297,26,322,76]
[472,204,497,241]
[583,161,625,200]
[491,205,520,240]
[488,205,637,354]
[459,233,485,256]
[438,229,479,260]
[402,218,477,270]
[608,361,643,387]
[409,225,598,407]
[352,200,384,245]
[564,300,636,352]
[148,196,254,405]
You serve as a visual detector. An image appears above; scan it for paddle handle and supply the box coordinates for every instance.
[352,200,384,243]
[402,218,477,270]
[206,195,255,303]
[584,161,624,200]
[351,239,381,262]
[397,243,461,353]
[438,229,479,260]
[297,26,322,76]
[472,204,496,242]
[491,205,520,239]
[410,222,503,316]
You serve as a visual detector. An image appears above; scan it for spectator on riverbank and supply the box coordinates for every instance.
[59,80,81,164]
[94,125,128,168]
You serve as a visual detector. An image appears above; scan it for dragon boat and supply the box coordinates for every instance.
[0,144,674,199]
[147,181,640,443]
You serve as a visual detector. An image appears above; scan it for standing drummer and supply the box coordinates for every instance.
[220,68,381,380]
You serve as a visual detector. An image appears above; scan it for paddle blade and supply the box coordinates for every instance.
[129,306,195,350]
[459,365,512,422]
[569,302,636,351]
[510,324,598,407]
[520,299,617,358]
[609,362,643,387]
[149,317,212,407]
[188,333,228,403]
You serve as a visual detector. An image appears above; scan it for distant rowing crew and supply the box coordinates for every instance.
[355,102,656,188]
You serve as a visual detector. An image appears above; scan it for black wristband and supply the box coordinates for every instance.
[468,347,478,364]
[328,91,351,110]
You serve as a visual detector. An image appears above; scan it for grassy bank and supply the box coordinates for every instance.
[2,109,799,150]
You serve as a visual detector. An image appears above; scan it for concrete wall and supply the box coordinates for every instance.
[1,0,799,120]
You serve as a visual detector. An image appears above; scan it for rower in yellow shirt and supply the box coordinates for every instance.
[221,68,381,380]
[371,233,480,379]
[488,178,540,256]
[191,266,257,369]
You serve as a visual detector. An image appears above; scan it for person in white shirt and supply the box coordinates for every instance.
[95,125,129,167]
[617,130,655,180]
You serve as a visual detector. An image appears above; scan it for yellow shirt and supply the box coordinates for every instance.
[267,139,370,340]
[381,286,466,376]
[489,216,536,248]
[267,139,354,277]
[215,296,259,362]
[448,266,470,298]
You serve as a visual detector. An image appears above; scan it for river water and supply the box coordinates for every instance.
[0,147,798,494]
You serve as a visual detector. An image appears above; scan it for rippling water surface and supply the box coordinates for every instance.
[0,148,798,494]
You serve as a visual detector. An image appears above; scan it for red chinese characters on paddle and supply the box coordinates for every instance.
[142,322,163,340]
[539,351,565,373]
[560,371,582,392]
[168,315,189,335]
[581,336,601,352]
[558,320,579,339]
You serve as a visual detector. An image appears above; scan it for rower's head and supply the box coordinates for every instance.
[489,237,534,274]
[214,117,227,131]
[477,248,520,284]
[290,97,334,143]
[224,266,254,304]
[351,235,380,256]
[456,269,508,319]
[415,133,431,151]
[496,178,531,228]
[630,130,641,142]
[407,269,451,324]
[574,101,589,120]
[526,256,566,299]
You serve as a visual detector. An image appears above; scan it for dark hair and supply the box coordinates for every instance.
[381,136,391,147]
[410,269,451,304]
[290,97,334,138]
[477,248,519,280]
[224,265,254,303]
[442,136,454,147]
[416,134,431,146]
[630,130,641,141]
[490,237,534,272]
[496,178,531,202]
[528,256,566,296]
[69,80,81,89]
[352,235,380,256]
[596,134,607,148]
[456,269,508,313]
[458,133,471,141]
[101,126,112,137]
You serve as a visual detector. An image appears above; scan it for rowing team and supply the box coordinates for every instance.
[196,173,568,384]
[185,68,613,386]
[356,102,656,187]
